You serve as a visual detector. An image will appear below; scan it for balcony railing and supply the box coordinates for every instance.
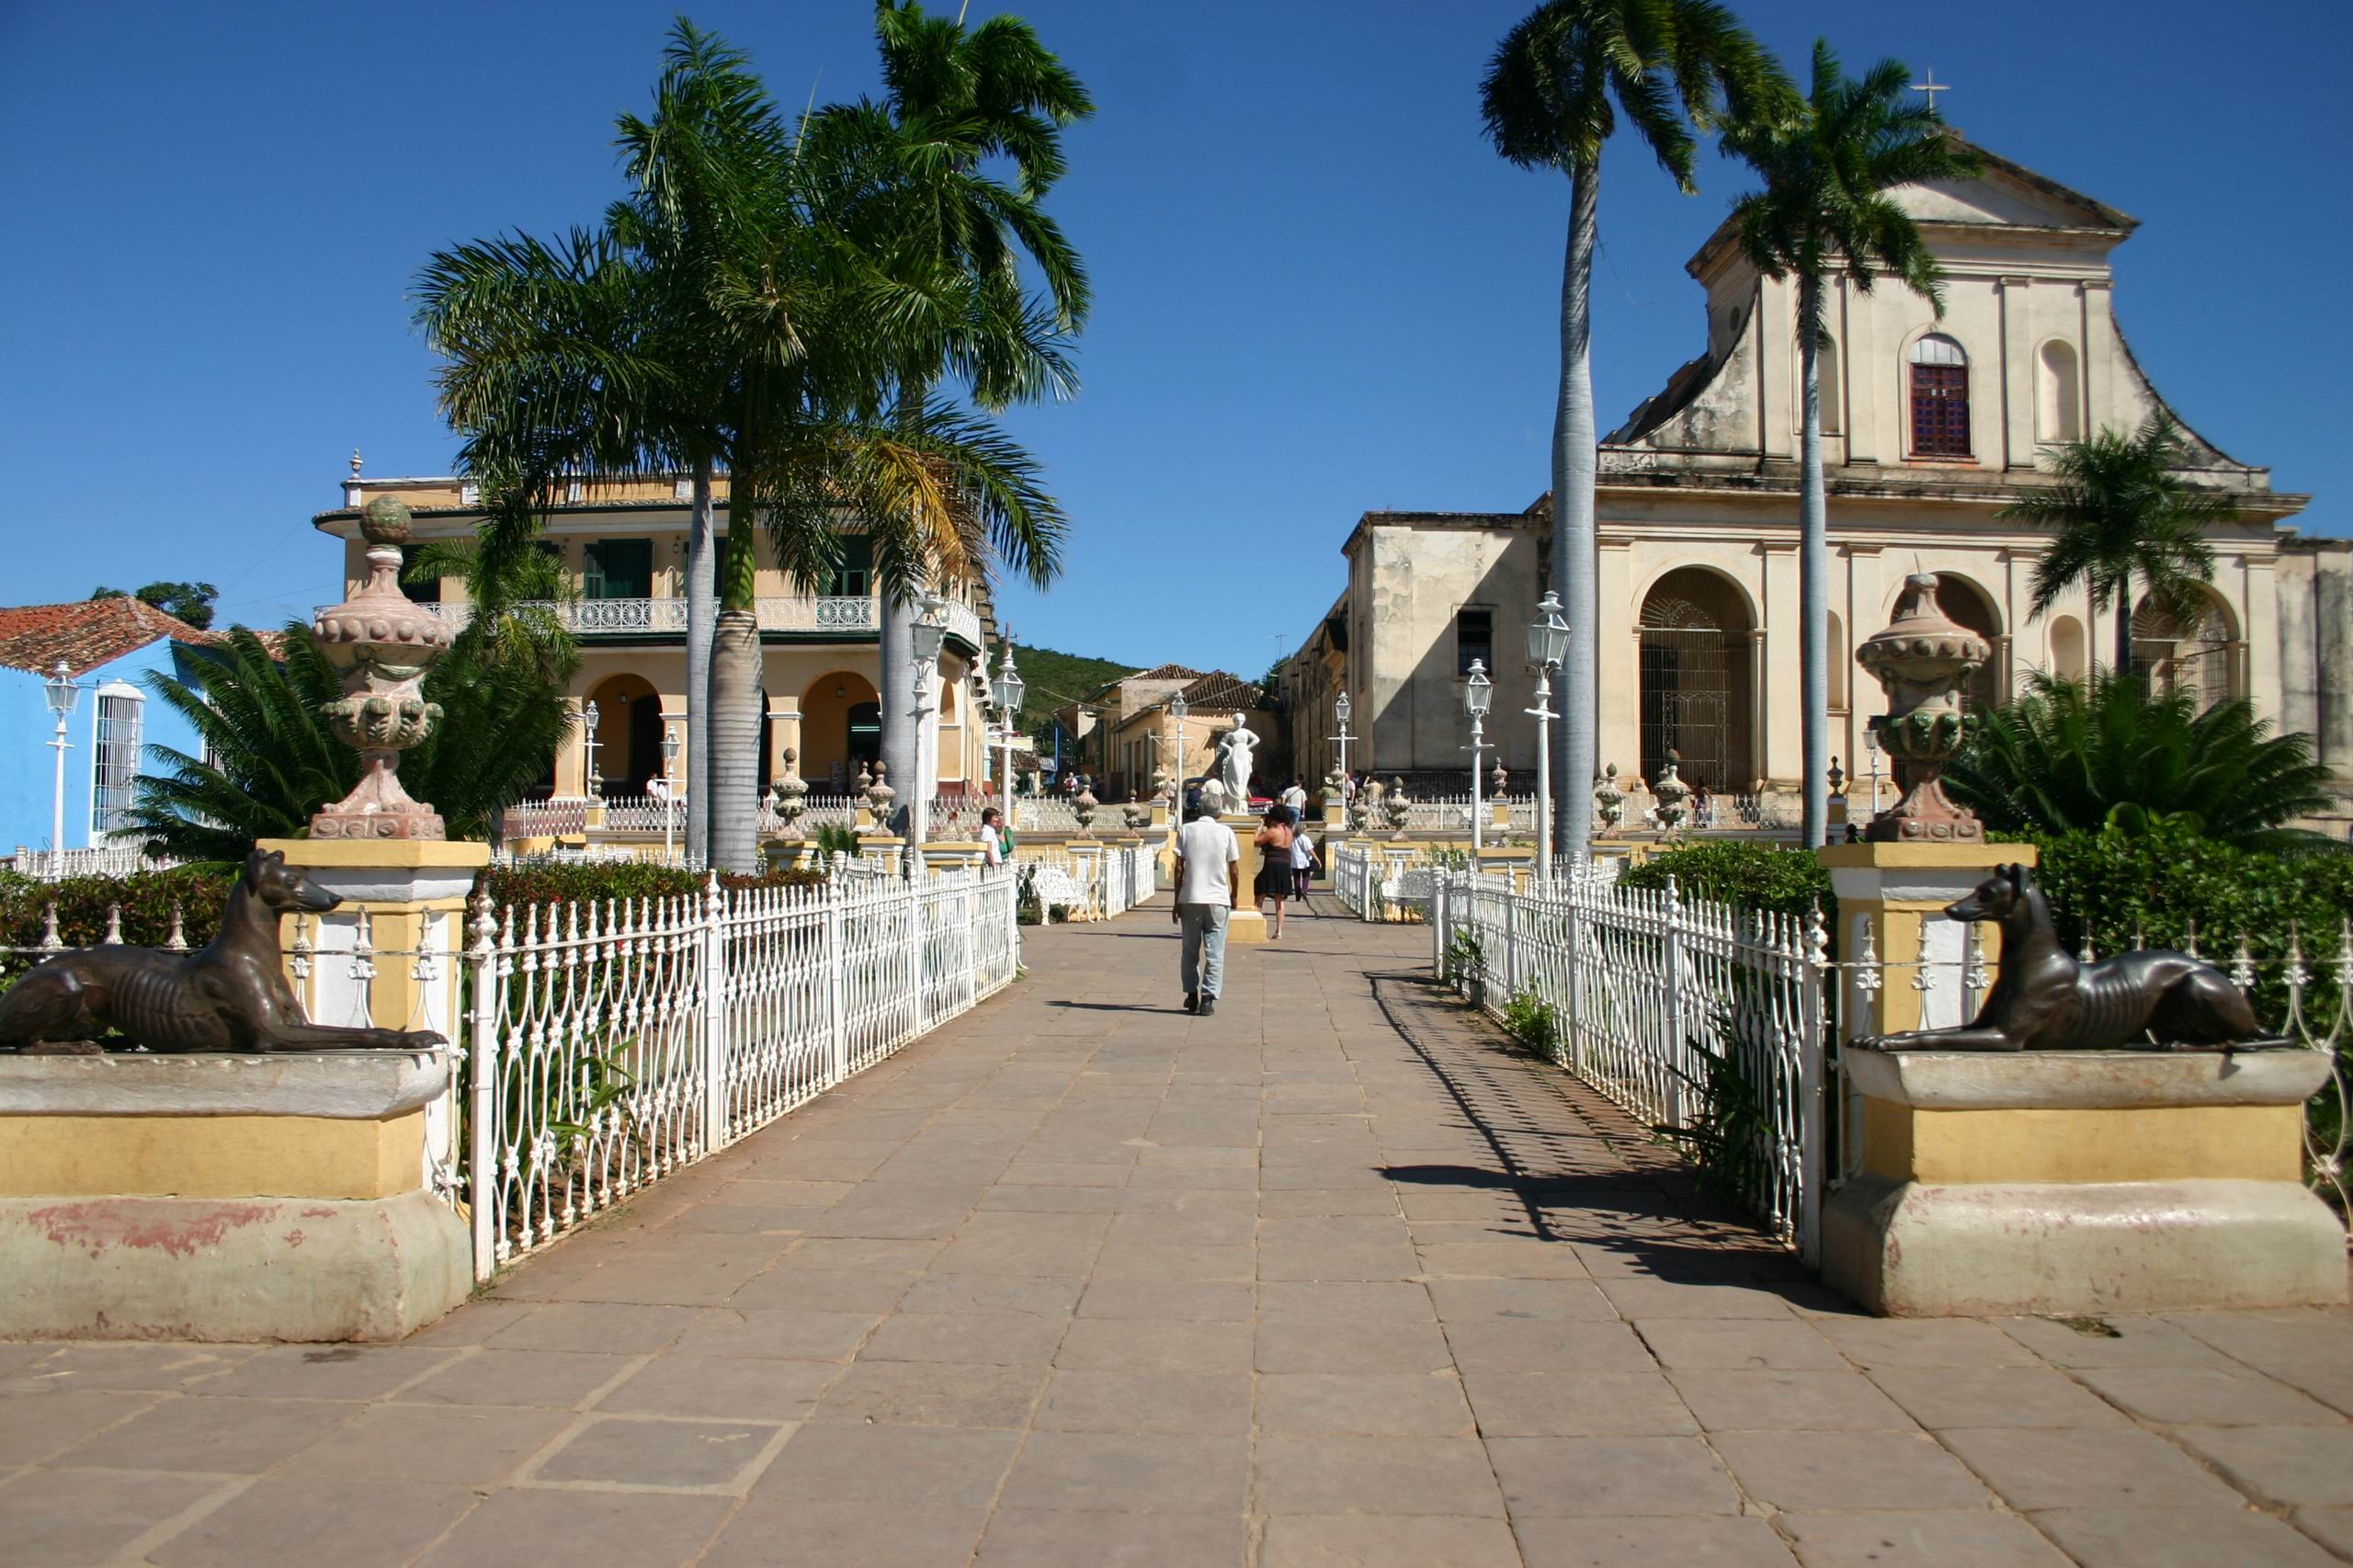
[384,594,983,645]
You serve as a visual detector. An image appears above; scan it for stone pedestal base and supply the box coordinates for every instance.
[1824,1176,2345,1319]
[1824,1047,2346,1317]
[0,1051,472,1343]
[1221,814,1268,944]
[0,1190,469,1342]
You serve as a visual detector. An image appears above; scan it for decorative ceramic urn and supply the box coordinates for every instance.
[1385,778,1412,841]
[770,748,809,840]
[309,497,454,839]
[1650,759,1690,833]
[1595,764,1626,832]
[861,761,895,835]
[1074,776,1098,836]
[1857,573,1990,843]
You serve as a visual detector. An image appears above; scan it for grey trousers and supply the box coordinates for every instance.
[1178,903,1230,999]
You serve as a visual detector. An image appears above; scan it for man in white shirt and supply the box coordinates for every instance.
[1169,794,1240,1016]
[1280,778,1308,816]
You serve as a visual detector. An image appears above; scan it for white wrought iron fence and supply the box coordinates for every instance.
[1012,797,1084,835]
[1017,842,1160,923]
[7,846,178,881]
[456,866,1021,1279]
[1432,867,1830,1256]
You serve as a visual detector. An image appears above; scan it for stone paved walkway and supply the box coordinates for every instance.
[6,903,2353,1566]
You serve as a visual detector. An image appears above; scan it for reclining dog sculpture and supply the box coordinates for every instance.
[1859,863,2267,1053]
[0,848,446,1054]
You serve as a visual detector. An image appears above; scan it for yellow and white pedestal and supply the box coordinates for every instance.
[1823,1047,2347,1317]
[1816,842,2036,1040]
[0,1050,472,1341]
[1221,814,1268,944]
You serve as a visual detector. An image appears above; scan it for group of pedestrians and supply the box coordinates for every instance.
[1169,787,1321,1016]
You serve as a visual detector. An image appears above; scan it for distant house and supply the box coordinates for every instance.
[1097,670,1277,802]
[0,598,220,853]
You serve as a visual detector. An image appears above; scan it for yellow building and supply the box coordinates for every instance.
[315,468,999,801]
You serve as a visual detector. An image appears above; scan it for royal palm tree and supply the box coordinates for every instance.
[2008,413,2234,673]
[1721,40,1978,848]
[833,0,1091,840]
[649,14,1080,874]
[1481,1,1785,858]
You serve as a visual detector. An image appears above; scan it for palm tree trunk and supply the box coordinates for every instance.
[708,603,763,874]
[1798,280,1829,849]
[684,458,717,865]
[1552,161,1601,860]
[879,592,915,836]
[2114,578,2134,674]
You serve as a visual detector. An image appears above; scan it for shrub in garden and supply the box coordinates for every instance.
[1618,840,1832,926]
[0,867,236,983]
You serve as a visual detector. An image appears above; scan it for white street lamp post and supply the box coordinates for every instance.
[661,722,682,864]
[1167,688,1189,829]
[1525,591,1571,881]
[1329,689,1353,815]
[1864,721,1884,829]
[1464,659,1493,856]
[995,642,1025,827]
[582,700,602,799]
[43,660,79,855]
[907,593,948,868]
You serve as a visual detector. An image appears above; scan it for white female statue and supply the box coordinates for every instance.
[1216,711,1259,804]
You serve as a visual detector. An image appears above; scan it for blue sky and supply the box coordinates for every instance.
[5,1,2347,678]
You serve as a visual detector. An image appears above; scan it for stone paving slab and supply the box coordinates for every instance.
[3,902,2351,1566]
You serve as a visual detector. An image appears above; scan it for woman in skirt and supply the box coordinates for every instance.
[1253,804,1297,939]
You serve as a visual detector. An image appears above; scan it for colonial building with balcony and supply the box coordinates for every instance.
[316,469,998,802]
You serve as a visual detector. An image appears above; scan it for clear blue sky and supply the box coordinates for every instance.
[5,1,2347,678]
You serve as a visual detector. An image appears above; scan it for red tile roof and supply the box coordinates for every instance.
[0,598,220,676]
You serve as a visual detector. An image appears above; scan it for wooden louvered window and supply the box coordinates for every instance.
[1908,334,1972,458]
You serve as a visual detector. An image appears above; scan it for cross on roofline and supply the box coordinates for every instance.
[1911,68,1949,108]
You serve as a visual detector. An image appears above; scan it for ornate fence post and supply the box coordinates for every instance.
[1565,873,1585,1074]
[463,891,502,1284]
[1662,876,1687,1134]
[1501,887,1518,1004]
[1799,902,1830,1267]
[824,883,849,1088]
[701,872,730,1153]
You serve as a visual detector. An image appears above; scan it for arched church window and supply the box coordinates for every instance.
[1908,334,1972,458]
[2131,593,2238,711]
[2036,341,2082,444]
[1639,570,1755,795]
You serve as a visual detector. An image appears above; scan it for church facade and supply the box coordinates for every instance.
[1282,142,2351,824]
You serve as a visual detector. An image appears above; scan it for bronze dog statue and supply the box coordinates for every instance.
[0,847,447,1054]
[1859,863,2267,1052]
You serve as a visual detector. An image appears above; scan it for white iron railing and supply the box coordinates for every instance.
[457,866,1020,1278]
[392,593,984,646]
[6,846,178,881]
[1012,797,1085,835]
[1430,867,1829,1257]
[1017,841,1160,923]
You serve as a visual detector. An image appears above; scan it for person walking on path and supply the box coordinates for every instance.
[1171,792,1239,1015]
[1253,803,1297,940]
[1280,778,1308,816]
[1290,817,1317,910]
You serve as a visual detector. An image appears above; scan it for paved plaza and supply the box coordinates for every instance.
[5,903,2353,1566]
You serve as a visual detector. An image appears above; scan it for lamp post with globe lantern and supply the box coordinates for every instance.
[44,660,80,855]
[906,593,948,861]
[1464,660,1493,856]
[1525,591,1571,879]
[995,642,1025,827]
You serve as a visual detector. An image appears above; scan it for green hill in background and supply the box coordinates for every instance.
[1009,643,1138,754]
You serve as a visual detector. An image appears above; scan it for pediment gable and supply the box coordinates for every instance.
[1892,142,2136,233]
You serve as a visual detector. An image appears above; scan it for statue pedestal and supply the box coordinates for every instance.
[1221,814,1268,944]
[0,1050,472,1340]
[1824,1048,2346,1317]
[1815,843,2036,1040]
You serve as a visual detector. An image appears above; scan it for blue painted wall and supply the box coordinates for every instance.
[0,641,208,853]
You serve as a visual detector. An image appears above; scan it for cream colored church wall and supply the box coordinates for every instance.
[1358,523,1548,777]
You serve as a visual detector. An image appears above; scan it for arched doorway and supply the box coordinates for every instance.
[1930,574,2003,712]
[1640,569,1755,794]
[585,673,662,794]
[801,670,882,790]
[2132,591,2238,710]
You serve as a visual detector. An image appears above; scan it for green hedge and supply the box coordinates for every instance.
[2,867,236,981]
[1617,841,1832,926]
